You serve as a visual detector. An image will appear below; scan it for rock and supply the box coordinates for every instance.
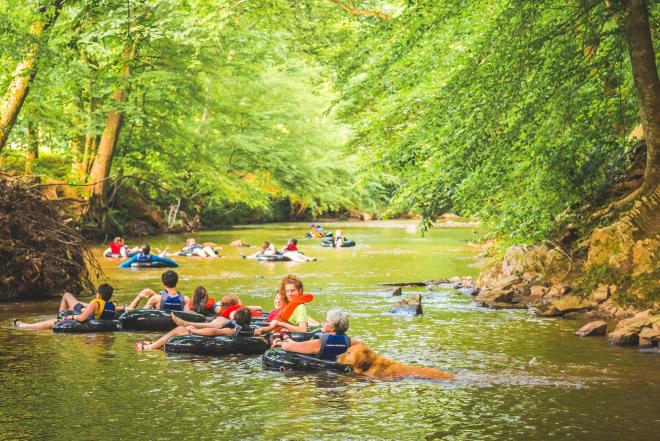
[562,312,580,320]
[639,323,660,349]
[458,287,479,296]
[632,239,659,276]
[501,245,549,277]
[390,294,422,316]
[575,320,607,337]
[543,248,572,284]
[229,240,250,247]
[537,295,594,317]
[493,275,523,291]
[475,288,514,306]
[530,285,548,299]
[590,284,610,303]
[390,287,402,296]
[607,310,656,346]
[586,222,634,272]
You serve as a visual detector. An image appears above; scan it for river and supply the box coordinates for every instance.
[0,221,658,440]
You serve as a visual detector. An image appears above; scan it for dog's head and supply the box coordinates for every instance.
[337,344,378,373]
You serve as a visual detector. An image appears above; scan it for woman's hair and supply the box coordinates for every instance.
[186,238,196,246]
[277,274,303,305]
[141,244,150,255]
[325,308,349,334]
[233,307,252,327]
[191,286,208,314]
[113,236,123,243]
[219,294,241,311]
[261,241,271,250]
[289,238,298,245]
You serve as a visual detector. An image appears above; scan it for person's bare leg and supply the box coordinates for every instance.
[189,327,224,336]
[202,246,218,257]
[59,292,85,312]
[14,319,56,330]
[136,326,189,351]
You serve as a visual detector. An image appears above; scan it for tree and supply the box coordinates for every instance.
[0,0,64,151]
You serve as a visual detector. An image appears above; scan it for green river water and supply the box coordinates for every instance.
[1,221,659,441]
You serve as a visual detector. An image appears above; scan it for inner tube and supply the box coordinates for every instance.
[321,239,356,248]
[255,254,290,262]
[177,249,220,257]
[130,259,176,268]
[53,319,122,333]
[165,335,269,356]
[119,309,207,331]
[289,330,322,342]
[262,348,352,373]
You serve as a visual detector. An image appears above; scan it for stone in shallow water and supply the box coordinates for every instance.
[390,294,422,316]
[458,287,479,296]
[575,320,607,337]
[607,310,657,346]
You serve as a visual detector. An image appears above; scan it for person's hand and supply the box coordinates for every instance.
[253,306,263,312]
[269,320,279,327]
[139,289,155,299]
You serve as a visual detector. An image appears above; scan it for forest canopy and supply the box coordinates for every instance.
[0,0,657,241]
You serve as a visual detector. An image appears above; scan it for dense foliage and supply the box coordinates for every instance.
[332,0,658,240]
[1,0,657,239]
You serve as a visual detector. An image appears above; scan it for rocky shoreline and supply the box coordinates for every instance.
[449,243,660,352]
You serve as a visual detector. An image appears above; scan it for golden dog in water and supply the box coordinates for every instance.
[337,344,454,381]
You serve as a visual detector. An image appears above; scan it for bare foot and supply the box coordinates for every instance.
[134,341,153,351]
[172,314,186,326]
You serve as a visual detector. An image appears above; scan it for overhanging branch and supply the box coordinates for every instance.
[329,0,391,20]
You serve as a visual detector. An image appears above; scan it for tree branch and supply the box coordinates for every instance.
[329,0,390,20]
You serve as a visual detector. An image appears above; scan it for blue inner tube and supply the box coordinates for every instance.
[130,259,177,268]
[262,348,352,373]
[165,335,269,356]
[255,254,290,262]
[321,239,356,248]
[119,309,207,331]
[53,319,122,333]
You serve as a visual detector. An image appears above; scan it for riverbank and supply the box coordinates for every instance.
[460,240,659,352]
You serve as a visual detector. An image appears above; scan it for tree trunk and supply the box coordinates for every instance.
[0,1,64,152]
[88,42,137,201]
[621,0,659,193]
[70,137,83,178]
[24,123,39,175]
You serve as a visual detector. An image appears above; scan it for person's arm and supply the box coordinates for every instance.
[144,294,161,309]
[119,255,138,269]
[74,302,97,322]
[120,246,128,258]
[103,247,112,257]
[270,319,308,333]
[182,296,191,312]
[62,302,96,321]
[126,289,156,310]
[247,305,262,312]
[280,338,321,355]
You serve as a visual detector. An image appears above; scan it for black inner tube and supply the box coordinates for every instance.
[262,348,352,373]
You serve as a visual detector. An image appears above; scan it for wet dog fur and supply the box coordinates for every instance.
[337,344,454,381]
